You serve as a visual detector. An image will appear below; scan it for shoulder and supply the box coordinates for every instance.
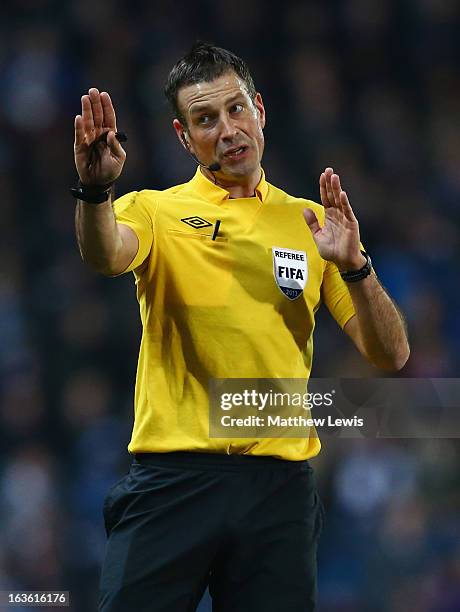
[266,182,325,221]
[140,179,193,200]
[114,180,190,210]
[139,178,197,204]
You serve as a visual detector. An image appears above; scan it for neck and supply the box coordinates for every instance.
[200,166,262,199]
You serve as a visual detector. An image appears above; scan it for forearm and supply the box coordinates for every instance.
[347,272,410,371]
[75,195,123,275]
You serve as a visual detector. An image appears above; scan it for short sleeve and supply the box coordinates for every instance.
[321,260,356,329]
[113,191,155,273]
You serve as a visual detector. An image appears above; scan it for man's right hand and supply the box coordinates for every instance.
[74,88,126,186]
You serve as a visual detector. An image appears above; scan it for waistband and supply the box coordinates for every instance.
[133,451,311,472]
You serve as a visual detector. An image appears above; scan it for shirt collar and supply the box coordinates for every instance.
[189,166,269,204]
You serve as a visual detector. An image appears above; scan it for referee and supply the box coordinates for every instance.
[73,43,409,612]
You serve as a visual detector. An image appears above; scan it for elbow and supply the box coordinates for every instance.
[396,345,411,371]
[393,341,411,371]
[95,262,124,277]
[372,344,410,372]
[80,252,122,277]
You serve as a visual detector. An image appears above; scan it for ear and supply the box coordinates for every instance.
[254,93,266,130]
[173,119,190,151]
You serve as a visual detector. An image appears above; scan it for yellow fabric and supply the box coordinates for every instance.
[113,167,356,460]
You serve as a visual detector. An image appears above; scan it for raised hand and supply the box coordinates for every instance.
[74,88,126,186]
[303,167,365,271]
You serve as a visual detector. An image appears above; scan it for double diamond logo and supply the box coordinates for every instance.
[181,216,212,229]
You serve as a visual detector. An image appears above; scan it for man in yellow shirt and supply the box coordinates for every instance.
[73,42,409,612]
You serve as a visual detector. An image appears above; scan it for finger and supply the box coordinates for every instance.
[100,91,117,130]
[107,130,126,160]
[303,208,321,235]
[319,172,332,208]
[332,173,353,219]
[339,191,358,223]
[89,87,104,130]
[324,167,337,208]
[81,94,95,136]
[331,173,343,208]
[74,114,85,146]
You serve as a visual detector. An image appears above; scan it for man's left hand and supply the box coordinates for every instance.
[303,167,366,271]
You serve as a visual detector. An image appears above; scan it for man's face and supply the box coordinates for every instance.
[173,71,266,181]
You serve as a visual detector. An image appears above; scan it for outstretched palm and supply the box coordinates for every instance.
[74,88,126,186]
[303,168,364,271]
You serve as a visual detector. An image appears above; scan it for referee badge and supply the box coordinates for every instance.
[272,247,308,300]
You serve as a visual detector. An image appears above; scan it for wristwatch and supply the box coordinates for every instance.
[340,250,373,282]
[70,180,113,204]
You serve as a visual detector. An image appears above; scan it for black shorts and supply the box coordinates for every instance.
[98,452,324,612]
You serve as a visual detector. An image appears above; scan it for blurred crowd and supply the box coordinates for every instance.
[1,0,459,610]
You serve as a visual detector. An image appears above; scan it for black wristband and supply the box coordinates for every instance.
[70,180,113,204]
[340,250,373,283]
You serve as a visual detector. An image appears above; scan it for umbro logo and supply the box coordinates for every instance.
[181,216,212,229]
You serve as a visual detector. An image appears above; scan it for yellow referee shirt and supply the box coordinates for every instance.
[113,167,356,461]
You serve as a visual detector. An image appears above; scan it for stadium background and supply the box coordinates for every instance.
[1,0,459,610]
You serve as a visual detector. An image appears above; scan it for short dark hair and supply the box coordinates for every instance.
[164,41,257,126]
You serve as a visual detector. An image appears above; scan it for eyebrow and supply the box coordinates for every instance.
[189,93,245,116]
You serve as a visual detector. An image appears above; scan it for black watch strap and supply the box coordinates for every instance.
[70,180,113,204]
[340,250,373,283]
